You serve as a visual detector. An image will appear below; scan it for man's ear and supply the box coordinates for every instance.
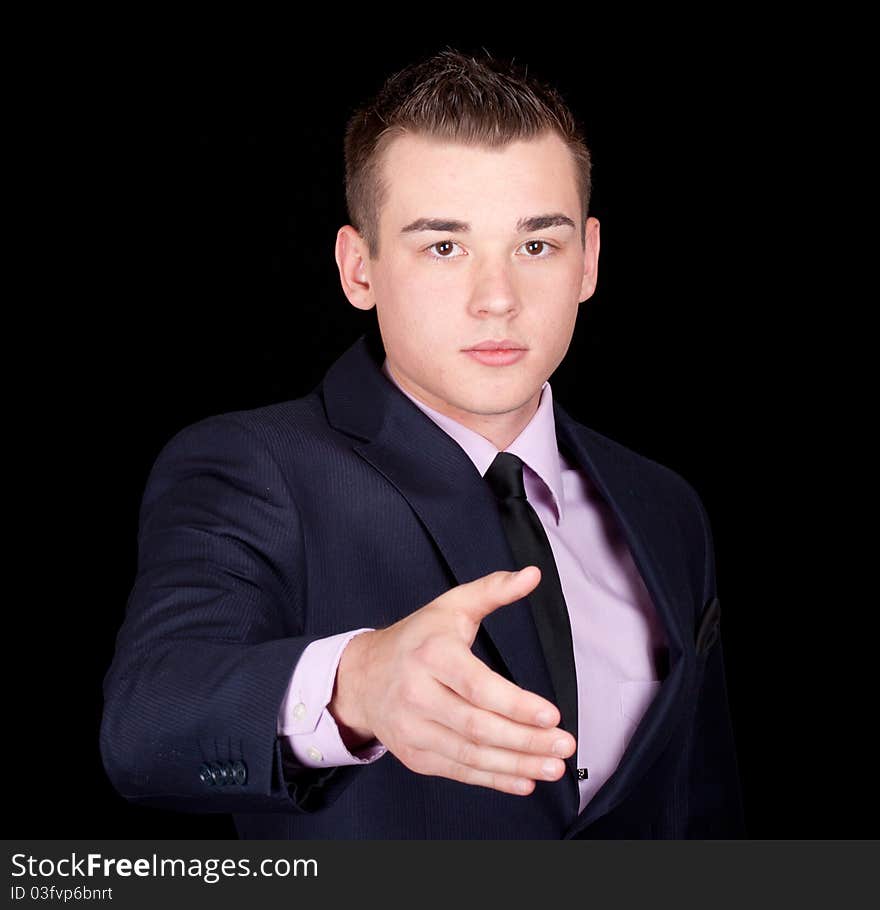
[335,225,376,312]
[578,217,601,303]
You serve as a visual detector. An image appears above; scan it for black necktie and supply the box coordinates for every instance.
[483,452,579,768]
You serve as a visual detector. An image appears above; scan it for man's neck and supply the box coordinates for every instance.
[384,359,541,451]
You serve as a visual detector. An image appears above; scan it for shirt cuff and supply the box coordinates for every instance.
[277,629,388,767]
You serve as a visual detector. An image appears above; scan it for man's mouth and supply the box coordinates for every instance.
[463,339,527,351]
[463,347,528,366]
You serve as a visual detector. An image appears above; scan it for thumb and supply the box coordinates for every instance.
[450,566,541,625]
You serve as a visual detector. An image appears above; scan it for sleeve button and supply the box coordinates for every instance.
[231,760,248,785]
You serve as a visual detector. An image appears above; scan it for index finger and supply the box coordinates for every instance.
[433,647,560,728]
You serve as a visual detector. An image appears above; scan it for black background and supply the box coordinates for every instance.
[12,27,862,840]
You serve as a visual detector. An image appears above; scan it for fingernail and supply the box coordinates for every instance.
[552,738,569,756]
[542,759,561,777]
[536,710,556,726]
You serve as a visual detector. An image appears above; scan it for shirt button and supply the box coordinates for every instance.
[293,702,307,721]
[306,746,323,762]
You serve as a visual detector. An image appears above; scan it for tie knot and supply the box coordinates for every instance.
[484,451,527,501]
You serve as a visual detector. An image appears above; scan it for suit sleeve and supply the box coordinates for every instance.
[99,414,372,814]
[683,488,748,838]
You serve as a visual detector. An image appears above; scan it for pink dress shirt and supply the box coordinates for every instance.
[277,358,668,814]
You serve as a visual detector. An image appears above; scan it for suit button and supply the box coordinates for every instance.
[232,760,248,785]
[208,762,224,785]
[216,762,232,785]
[199,762,214,785]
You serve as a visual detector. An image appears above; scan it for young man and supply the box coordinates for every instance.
[100,49,745,839]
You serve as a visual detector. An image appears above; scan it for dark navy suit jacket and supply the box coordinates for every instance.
[100,325,746,838]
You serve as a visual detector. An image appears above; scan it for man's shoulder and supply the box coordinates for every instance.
[560,413,706,518]
[209,392,329,445]
[162,388,330,454]
[142,388,346,495]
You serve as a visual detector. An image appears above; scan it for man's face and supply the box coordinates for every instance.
[342,130,600,435]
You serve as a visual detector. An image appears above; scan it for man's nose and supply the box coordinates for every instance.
[468,259,519,316]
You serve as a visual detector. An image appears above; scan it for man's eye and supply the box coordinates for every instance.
[519,240,556,257]
[425,239,465,261]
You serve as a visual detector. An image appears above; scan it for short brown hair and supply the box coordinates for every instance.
[343,47,593,260]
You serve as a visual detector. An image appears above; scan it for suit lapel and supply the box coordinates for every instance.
[322,329,695,834]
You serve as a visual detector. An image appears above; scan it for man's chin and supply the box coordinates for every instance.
[452,391,539,418]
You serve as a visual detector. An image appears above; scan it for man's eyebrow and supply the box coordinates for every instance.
[399,213,576,234]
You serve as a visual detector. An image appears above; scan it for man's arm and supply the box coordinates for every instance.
[100,414,373,815]
[102,412,578,812]
[682,487,748,838]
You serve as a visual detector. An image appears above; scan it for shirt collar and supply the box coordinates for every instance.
[380,358,566,524]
